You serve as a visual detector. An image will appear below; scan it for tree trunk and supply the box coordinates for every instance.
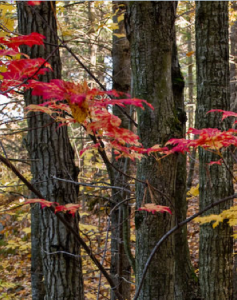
[17,2,84,299]
[230,3,237,299]
[110,3,133,299]
[230,2,237,112]
[196,2,233,299]
[172,33,199,300]
[125,3,178,299]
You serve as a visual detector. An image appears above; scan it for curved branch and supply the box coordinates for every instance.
[133,192,237,300]
[0,154,124,300]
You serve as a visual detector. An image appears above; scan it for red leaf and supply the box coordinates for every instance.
[24,199,58,209]
[138,203,172,215]
[27,1,41,5]
[54,204,81,216]
[2,33,45,50]
[208,159,223,166]
[207,109,237,120]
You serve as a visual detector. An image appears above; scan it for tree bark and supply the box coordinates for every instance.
[17,2,84,299]
[172,33,199,300]
[196,2,233,299]
[110,3,133,299]
[230,2,237,112]
[125,3,178,299]
[230,3,237,299]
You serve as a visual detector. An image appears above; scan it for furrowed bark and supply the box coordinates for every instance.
[125,2,177,299]
[17,2,84,299]
[111,3,133,299]
[196,2,233,299]
[172,31,199,300]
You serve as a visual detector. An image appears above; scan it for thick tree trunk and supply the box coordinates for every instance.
[110,3,133,299]
[196,2,233,299]
[17,2,84,299]
[230,3,237,299]
[125,3,178,299]
[231,2,237,112]
[172,36,199,300]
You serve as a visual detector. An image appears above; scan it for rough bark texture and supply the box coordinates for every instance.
[110,3,132,299]
[230,3,237,299]
[17,2,84,299]
[125,3,178,299]
[196,2,233,299]
[172,37,199,300]
[231,2,237,112]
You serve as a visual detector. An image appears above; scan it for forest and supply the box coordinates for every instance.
[1,1,237,300]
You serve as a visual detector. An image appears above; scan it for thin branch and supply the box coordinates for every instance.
[0,153,124,300]
[51,175,132,193]
[133,193,237,300]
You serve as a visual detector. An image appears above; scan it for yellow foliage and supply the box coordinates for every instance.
[187,184,199,197]
[195,214,223,228]
[113,33,126,38]
[117,14,124,23]
[0,3,15,37]
[195,205,237,230]
[68,101,89,123]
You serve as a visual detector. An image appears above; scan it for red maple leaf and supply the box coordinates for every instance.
[207,109,237,120]
[24,199,59,209]
[2,33,45,50]
[54,204,81,216]
[138,203,172,215]
[208,159,223,166]
[27,1,41,5]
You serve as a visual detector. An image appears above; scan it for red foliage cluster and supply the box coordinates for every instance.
[166,111,237,155]
[2,32,237,215]
[24,199,81,216]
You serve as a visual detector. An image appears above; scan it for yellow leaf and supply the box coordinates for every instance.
[80,224,98,232]
[61,29,74,37]
[195,214,223,228]
[68,101,89,123]
[118,14,124,23]
[113,33,126,38]
[187,184,199,197]
[0,65,7,73]
[0,3,15,14]
[108,23,119,30]
[22,227,31,234]
[131,233,136,242]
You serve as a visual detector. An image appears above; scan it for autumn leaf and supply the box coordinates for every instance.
[1,33,45,50]
[24,199,58,209]
[187,184,199,197]
[207,109,237,120]
[54,203,81,216]
[138,203,172,215]
[208,159,223,166]
[186,51,195,57]
[27,1,41,5]
[195,214,223,229]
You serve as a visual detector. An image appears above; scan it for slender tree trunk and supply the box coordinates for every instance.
[125,3,178,299]
[172,33,199,300]
[88,1,97,80]
[110,3,133,299]
[17,2,84,299]
[196,2,233,299]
